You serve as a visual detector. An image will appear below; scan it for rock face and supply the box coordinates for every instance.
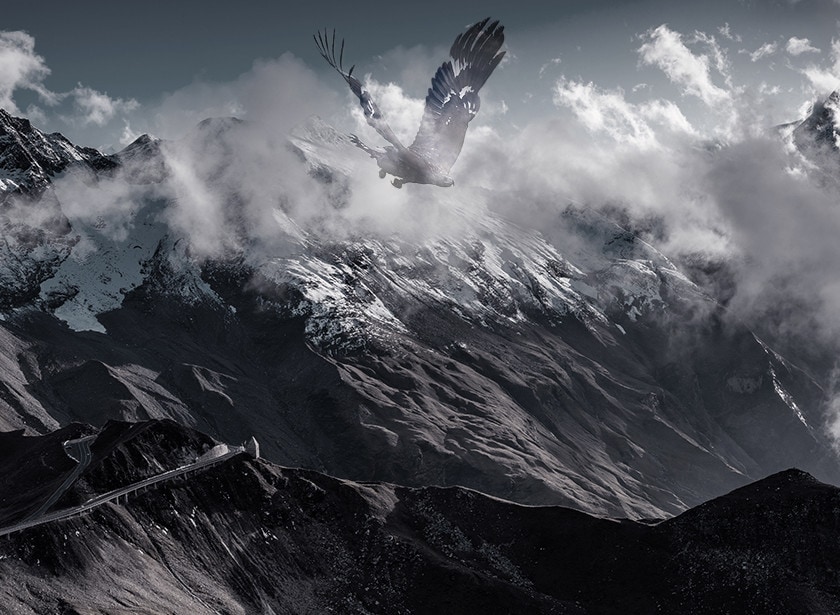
[0,421,838,615]
[0,109,836,522]
[0,109,121,310]
[793,91,840,154]
[0,109,117,199]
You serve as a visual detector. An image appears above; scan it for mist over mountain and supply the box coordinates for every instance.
[2,6,840,610]
[0,98,837,512]
[0,77,840,609]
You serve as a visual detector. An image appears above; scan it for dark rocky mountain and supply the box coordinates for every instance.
[0,109,117,200]
[793,90,840,154]
[790,90,840,186]
[1,420,839,614]
[0,108,835,524]
[0,109,121,311]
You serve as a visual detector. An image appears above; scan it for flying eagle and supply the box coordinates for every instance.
[315,18,505,188]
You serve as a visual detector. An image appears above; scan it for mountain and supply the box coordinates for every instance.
[1,420,839,614]
[793,90,840,153]
[0,109,122,311]
[788,90,840,187]
[0,109,117,200]
[0,109,835,526]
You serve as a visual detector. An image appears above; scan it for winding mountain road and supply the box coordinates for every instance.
[22,435,97,523]
[0,444,245,538]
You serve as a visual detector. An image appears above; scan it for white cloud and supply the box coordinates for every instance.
[24,103,47,125]
[638,25,730,107]
[23,19,840,446]
[691,30,731,82]
[70,85,139,126]
[142,55,332,142]
[0,30,55,113]
[801,39,840,94]
[357,77,424,145]
[0,30,141,145]
[147,54,346,256]
[746,42,778,63]
[802,66,838,93]
[553,77,695,147]
[717,23,742,43]
[119,122,140,147]
[759,82,782,96]
[786,36,820,56]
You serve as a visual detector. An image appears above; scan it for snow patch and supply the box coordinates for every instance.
[39,198,170,332]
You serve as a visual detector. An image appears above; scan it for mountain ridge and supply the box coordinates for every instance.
[0,107,834,520]
[0,420,838,614]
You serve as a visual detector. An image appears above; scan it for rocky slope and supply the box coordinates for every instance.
[0,421,838,615]
[0,109,834,522]
[0,108,120,311]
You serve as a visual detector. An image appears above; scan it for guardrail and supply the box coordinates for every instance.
[0,447,244,538]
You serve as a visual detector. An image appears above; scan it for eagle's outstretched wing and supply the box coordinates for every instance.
[314,29,406,150]
[409,18,505,173]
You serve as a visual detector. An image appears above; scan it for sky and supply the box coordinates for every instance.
[2,0,840,149]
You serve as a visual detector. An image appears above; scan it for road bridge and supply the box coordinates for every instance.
[0,446,245,538]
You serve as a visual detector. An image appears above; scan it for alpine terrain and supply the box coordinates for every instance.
[0,94,837,612]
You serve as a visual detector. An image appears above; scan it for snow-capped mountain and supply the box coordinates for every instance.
[0,109,116,198]
[793,90,840,153]
[0,109,835,520]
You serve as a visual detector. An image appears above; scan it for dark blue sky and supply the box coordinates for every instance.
[3,2,656,97]
[3,0,839,147]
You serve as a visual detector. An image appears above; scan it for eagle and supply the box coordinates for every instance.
[315,18,505,188]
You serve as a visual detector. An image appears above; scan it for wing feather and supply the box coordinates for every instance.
[314,29,406,150]
[409,19,505,173]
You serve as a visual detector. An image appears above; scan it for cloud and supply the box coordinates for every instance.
[786,36,820,56]
[691,30,731,80]
[759,82,782,96]
[638,25,731,107]
[0,30,55,113]
[148,54,356,257]
[53,170,161,243]
[12,17,840,452]
[139,54,334,141]
[356,77,424,145]
[717,23,742,43]
[69,86,139,126]
[801,39,840,94]
[119,122,140,147]
[27,24,840,446]
[24,103,47,125]
[746,42,778,63]
[0,30,141,147]
[552,77,695,147]
[702,138,840,348]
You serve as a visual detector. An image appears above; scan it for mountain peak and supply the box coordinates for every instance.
[0,109,117,200]
[0,108,33,133]
[128,133,154,146]
[792,91,840,154]
[194,116,245,135]
[669,468,827,529]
